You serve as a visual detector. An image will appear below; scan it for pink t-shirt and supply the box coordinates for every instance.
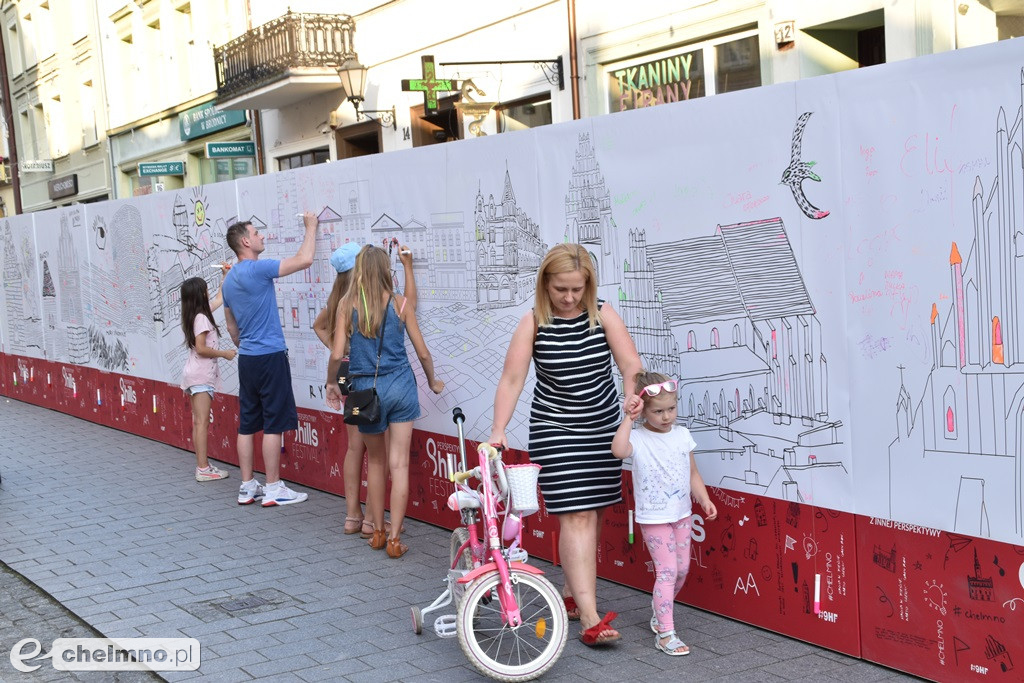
[180,314,221,391]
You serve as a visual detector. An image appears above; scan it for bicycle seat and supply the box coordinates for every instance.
[447,490,481,511]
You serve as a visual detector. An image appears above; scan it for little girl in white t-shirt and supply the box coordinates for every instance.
[612,371,717,656]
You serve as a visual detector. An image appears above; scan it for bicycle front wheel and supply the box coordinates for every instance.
[457,569,567,682]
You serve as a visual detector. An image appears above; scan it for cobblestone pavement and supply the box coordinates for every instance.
[0,397,923,682]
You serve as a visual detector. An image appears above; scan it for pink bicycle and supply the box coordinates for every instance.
[411,407,567,681]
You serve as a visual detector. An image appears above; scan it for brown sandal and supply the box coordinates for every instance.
[368,529,387,550]
[343,517,364,535]
[386,537,408,558]
[360,520,374,539]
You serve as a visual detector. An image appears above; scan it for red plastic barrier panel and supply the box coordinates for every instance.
[857,517,1024,680]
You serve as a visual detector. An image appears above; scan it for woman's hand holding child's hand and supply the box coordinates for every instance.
[624,395,643,420]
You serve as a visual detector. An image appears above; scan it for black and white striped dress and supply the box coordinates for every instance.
[529,305,622,514]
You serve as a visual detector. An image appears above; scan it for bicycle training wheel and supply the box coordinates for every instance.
[457,570,567,682]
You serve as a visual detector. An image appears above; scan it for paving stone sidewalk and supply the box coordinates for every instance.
[0,397,921,682]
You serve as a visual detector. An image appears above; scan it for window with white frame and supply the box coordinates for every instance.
[495,94,552,134]
[6,22,22,74]
[31,103,46,158]
[47,91,66,157]
[606,29,760,114]
[80,78,98,147]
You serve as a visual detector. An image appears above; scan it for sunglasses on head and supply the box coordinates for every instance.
[639,380,678,398]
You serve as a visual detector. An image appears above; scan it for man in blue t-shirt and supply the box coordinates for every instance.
[222,212,319,507]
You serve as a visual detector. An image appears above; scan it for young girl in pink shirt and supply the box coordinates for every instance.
[180,275,237,482]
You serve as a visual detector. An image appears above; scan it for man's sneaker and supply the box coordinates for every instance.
[196,465,229,482]
[262,483,308,507]
[238,480,264,505]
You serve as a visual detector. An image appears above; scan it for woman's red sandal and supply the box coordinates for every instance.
[563,596,581,621]
[579,611,620,647]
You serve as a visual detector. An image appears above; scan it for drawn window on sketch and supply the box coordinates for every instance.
[992,316,1004,364]
[307,303,317,329]
[710,327,720,348]
[732,324,742,346]
[943,387,957,439]
[604,29,759,114]
[687,330,696,351]
[277,304,285,328]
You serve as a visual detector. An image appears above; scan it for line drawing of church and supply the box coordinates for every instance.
[888,68,1024,542]
[474,170,548,308]
[631,217,846,506]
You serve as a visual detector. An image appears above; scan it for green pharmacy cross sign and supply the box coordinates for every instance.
[402,55,459,113]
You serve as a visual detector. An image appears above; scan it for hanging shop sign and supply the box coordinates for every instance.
[205,142,255,158]
[138,161,185,177]
[47,174,78,200]
[179,102,246,141]
[22,159,54,172]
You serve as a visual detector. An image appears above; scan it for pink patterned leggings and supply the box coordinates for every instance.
[641,516,693,633]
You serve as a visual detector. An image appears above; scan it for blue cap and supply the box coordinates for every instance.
[330,242,361,273]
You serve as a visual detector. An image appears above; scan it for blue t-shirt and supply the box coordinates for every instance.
[221,259,287,356]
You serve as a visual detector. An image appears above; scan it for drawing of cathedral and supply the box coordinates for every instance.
[642,217,843,503]
[57,213,89,364]
[565,133,620,285]
[889,73,1024,540]
[888,73,1024,540]
[3,223,25,350]
[42,261,59,359]
[474,171,548,308]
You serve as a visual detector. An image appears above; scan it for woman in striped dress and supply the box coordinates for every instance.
[489,243,641,646]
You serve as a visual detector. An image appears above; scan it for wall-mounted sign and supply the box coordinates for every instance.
[138,161,185,177]
[21,159,53,172]
[607,48,706,113]
[47,174,78,200]
[205,142,255,158]
[179,102,246,141]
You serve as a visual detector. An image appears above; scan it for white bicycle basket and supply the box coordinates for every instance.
[504,463,541,515]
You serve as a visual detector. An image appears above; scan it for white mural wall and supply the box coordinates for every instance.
[3,38,1024,545]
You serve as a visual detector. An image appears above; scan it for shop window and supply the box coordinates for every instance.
[411,95,462,147]
[278,148,329,171]
[200,156,256,184]
[606,29,761,113]
[337,121,381,159]
[495,94,552,133]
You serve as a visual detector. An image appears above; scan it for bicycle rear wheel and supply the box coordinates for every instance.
[457,569,567,682]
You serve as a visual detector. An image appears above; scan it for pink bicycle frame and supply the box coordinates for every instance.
[450,442,523,627]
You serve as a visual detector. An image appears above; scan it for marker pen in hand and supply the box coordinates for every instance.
[400,249,411,255]
[628,509,634,544]
[814,573,821,614]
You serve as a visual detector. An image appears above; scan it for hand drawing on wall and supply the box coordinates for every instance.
[888,70,1024,542]
[781,112,830,220]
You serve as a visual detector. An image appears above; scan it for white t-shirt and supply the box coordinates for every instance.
[629,425,697,524]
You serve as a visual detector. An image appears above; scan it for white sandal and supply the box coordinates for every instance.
[655,630,690,656]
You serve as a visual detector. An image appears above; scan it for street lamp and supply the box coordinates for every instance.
[336,57,396,130]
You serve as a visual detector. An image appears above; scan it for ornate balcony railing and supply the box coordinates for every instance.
[214,12,356,101]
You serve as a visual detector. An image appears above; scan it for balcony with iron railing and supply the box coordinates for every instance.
[214,12,356,110]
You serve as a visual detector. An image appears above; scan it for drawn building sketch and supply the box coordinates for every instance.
[2,220,44,355]
[475,170,548,308]
[56,211,91,364]
[565,133,621,284]
[888,71,1024,541]
[156,189,236,384]
[637,217,845,504]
